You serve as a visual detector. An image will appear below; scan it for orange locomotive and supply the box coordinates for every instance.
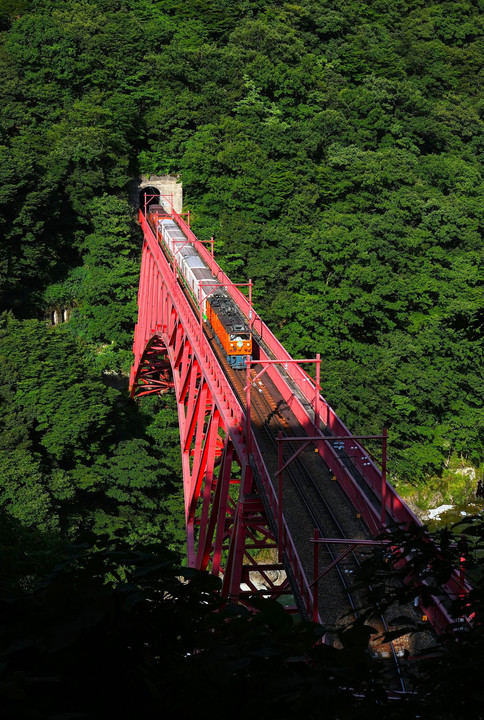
[206,291,252,369]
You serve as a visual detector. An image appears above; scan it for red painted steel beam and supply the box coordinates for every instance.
[130,207,468,634]
[130,210,294,609]
[177,209,416,530]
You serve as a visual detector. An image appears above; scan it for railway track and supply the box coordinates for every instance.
[205,331,418,692]
[149,216,436,691]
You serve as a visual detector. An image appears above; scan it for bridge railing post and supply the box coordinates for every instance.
[314,352,320,431]
[381,427,387,525]
[246,356,251,460]
[313,528,319,623]
[278,430,283,562]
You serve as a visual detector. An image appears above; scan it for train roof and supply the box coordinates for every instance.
[185,256,207,270]
[208,292,250,334]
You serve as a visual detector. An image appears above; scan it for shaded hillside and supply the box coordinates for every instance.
[0,0,482,569]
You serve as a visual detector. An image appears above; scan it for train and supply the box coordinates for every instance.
[148,205,252,369]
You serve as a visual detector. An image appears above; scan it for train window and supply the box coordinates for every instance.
[229,334,250,342]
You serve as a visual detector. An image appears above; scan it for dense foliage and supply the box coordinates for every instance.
[0,0,482,713]
[0,0,481,601]
[1,515,484,719]
[0,313,186,581]
[0,0,481,494]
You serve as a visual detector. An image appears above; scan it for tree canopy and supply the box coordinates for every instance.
[0,0,481,485]
[0,0,482,713]
[2,515,484,719]
[0,0,480,625]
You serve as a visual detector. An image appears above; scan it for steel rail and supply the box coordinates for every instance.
[242,376,407,692]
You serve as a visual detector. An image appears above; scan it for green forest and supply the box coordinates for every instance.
[0,0,482,715]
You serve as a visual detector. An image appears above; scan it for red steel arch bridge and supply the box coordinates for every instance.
[130,197,469,638]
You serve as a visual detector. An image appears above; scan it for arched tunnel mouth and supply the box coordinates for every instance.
[139,186,160,211]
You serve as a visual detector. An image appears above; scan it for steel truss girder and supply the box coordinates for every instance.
[130,215,286,602]
[129,209,471,635]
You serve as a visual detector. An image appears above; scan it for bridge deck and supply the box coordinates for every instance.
[131,205,471,652]
[208,325,437,685]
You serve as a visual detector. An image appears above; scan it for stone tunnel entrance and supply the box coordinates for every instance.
[129,175,183,214]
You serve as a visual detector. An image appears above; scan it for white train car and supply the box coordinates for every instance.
[158,218,217,314]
